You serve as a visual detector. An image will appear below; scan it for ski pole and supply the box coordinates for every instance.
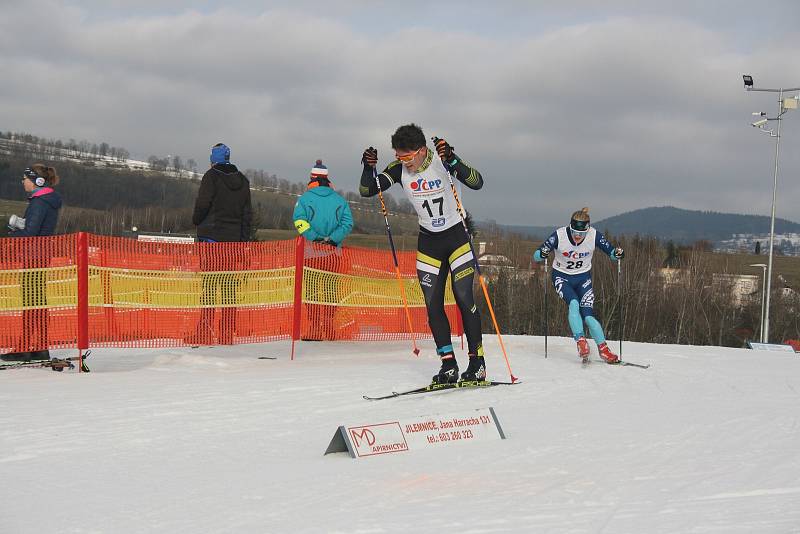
[544,258,548,359]
[617,257,623,359]
[432,137,517,383]
[372,166,420,356]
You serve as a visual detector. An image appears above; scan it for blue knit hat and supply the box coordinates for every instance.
[210,143,230,164]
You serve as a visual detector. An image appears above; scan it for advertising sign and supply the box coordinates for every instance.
[325,407,505,458]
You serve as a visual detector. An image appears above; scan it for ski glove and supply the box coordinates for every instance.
[432,137,457,166]
[536,248,550,261]
[362,147,378,167]
[614,247,625,259]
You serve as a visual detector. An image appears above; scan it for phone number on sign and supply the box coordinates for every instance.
[426,429,476,444]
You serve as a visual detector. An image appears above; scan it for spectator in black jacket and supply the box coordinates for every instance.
[2,165,62,362]
[192,143,253,242]
[9,165,62,238]
[187,144,252,346]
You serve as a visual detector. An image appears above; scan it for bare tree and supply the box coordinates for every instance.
[172,155,183,177]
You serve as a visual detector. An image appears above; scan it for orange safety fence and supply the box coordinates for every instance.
[0,233,463,354]
[298,239,461,342]
[86,234,297,348]
[0,234,79,353]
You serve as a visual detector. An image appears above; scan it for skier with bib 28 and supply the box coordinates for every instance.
[359,124,486,384]
[533,207,624,363]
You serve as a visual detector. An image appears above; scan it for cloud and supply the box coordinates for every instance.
[1,1,799,226]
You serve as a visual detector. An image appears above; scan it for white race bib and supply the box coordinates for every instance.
[400,154,462,233]
[551,227,596,274]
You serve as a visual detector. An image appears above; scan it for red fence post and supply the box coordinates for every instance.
[76,232,89,370]
[290,236,305,360]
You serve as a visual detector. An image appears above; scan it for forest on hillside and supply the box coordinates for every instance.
[2,133,798,347]
[475,232,800,347]
[0,131,420,239]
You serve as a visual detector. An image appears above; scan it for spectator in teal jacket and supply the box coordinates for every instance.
[293,160,353,246]
[293,160,353,341]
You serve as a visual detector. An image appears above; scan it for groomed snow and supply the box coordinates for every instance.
[2,336,799,533]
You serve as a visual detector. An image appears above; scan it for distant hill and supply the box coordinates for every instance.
[595,207,800,243]
[491,206,800,244]
[490,223,554,241]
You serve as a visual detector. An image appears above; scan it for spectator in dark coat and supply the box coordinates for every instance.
[2,164,62,362]
[192,143,253,243]
[10,165,62,238]
[186,144,252,346]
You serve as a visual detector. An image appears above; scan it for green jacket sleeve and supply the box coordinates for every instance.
[359,162,401,197]
[449,153,483,190]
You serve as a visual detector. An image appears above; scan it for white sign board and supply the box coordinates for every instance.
[748,342,796,353]
[325,407,505,458]
[137,234,195,244]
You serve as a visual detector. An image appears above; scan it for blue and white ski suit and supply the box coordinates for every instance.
[533,227,621,343]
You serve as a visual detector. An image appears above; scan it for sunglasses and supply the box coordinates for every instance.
[395,146,423,163]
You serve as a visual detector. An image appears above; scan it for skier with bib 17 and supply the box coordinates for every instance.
[533,207,624,363]
[359,124,486,384]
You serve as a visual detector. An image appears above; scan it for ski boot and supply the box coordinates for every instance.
[460,354,486,382]
[598,342,619,364]
[576,336,590,360]
[432,355,459,385]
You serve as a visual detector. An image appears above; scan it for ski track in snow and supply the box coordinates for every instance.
[1,336,799,533]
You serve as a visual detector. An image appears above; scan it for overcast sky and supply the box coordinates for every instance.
[2,0,799,226]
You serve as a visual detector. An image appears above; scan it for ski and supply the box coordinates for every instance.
[257,356,277,360]
[591,359,650,369]
[616,360,650,369]
[0,351,90,372]
[0,358,74,372]
[363,380,519,401]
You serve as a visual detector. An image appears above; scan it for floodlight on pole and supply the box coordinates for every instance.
[749,263,768,343]
[742,74,800,343]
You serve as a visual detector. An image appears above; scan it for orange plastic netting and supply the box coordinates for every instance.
[0,234,78,353]
[0,234,462,353]
[298,240,461,342]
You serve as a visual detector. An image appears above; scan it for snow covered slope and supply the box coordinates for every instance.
[1,337,798,533]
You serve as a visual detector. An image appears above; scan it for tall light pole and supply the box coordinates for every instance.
[749,263,767,343]
[743,75,799,343]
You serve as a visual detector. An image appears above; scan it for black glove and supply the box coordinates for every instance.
[614,247,625,259]
[539,248,550,259]
[362,147,378,167]
[432,137,455,163]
